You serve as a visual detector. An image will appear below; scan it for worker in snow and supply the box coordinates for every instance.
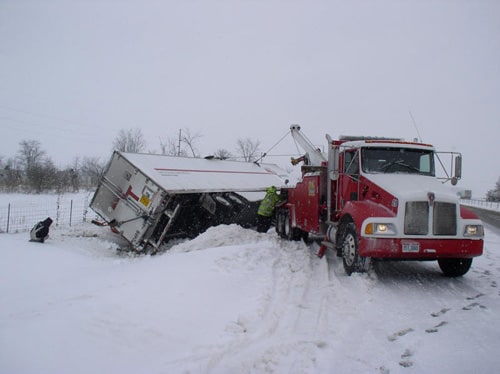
[29,217,53,243]
[257,186,282,233]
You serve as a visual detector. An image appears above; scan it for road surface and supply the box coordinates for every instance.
[463,205,500,231]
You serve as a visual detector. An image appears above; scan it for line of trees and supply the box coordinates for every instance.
[0,139,106,193]
[2,127,498,200]
[0,128,262,193]
[112,128,261,162]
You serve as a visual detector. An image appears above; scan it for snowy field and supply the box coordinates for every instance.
[0,192,94,233]
[1,195,500,373]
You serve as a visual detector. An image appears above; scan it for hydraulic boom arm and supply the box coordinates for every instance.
[290,124,327,167]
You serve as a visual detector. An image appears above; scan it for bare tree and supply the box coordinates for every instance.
[81,156,107,188]
[159,128,202,157]
[236,137,261,162]
[54,158,80,193]
[159,136,186,156]
[69,157,81,192]
[181,128,202,157]
[112,128,146,153]
[16,140,55,192]
[54,168,71,193]
[213,148,232,160]
[0,157,23,192]
[29,158,57,193]
[17,140,45,171]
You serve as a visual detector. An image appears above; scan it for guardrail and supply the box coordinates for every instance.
[461,199,500,212]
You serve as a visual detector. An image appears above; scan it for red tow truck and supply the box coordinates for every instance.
[275,125,484,276]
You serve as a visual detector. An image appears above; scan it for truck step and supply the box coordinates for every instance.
[317,240,335,258]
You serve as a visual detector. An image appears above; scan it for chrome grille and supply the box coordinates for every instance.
[404,201,429,235]
[433,202,457,235]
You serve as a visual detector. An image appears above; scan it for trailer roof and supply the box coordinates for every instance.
[119,152,286,194]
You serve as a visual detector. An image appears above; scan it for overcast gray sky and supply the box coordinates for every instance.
[0,0,499,197]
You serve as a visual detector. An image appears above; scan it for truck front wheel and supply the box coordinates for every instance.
[438,258,473,277]
[340,223,370,275]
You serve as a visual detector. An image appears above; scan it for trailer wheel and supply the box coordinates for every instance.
[340,223,369,275]
[438,258,473,277]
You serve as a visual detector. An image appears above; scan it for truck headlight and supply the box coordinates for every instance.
[365,223,396,235]
[464,225,484,237]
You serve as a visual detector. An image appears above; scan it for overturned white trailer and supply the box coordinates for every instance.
[90,151,286,252]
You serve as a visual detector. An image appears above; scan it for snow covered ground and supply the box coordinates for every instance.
[1,207,500,373]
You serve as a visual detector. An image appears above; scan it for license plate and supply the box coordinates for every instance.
[402,242,420,253]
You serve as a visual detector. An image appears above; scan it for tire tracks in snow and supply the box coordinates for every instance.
[322,242,500,373]
[375,253,498,372]
[209,238,332,373]
[163,236,335,373]
[161,227,500,373]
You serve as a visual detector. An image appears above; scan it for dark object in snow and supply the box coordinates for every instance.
[91,219,107,226]
[29,217,53,243]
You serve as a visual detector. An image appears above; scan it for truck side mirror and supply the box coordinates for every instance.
[454,154,462,180]
[450,154,462,185]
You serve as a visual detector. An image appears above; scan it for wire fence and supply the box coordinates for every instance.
[0,193,94,233]
[1,193,498,234]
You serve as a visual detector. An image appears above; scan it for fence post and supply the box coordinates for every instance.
[70,200,73,226]
[56,194,61,227]
[83,192,90,222]
[6,203,10,233]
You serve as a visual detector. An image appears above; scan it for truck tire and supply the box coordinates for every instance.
[276,209,302,241]
[283,211,300,241]
[276,209,286,238]
[339,223,370,275]
[437,258,473,277]
[283,211,293,239]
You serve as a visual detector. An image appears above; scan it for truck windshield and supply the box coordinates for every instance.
[361,147,435,176]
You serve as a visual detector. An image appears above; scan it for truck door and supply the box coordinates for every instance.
[339,149,360,208]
